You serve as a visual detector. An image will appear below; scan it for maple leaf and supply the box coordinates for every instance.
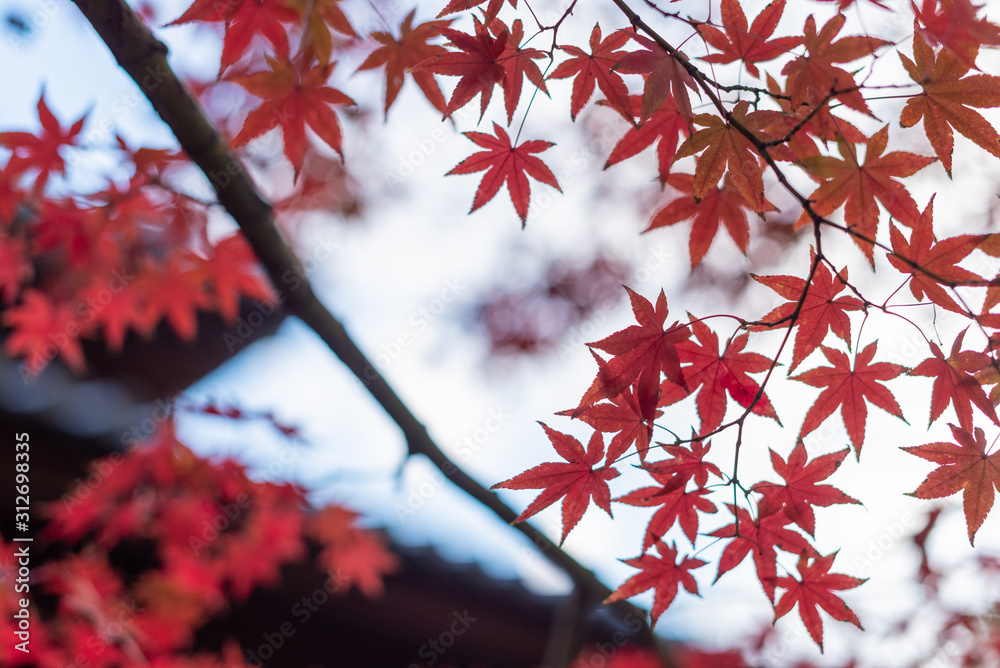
[781,14,890,116]
[888,198,985,314]
[615,31,698,124]
[899,33,1000,176]
[604,95,689,183]
[708,504,812,601]
[490,18,549,124]
[904,423,1000,545]
[774,551,866,651]
[318,530,400,598]
[140,255,212,341]
[548,24,632,121]
[3,289,87,375]
[576,288,690,419]
[295,0,357,65]
[696,0,803,78]
[230,55,354,176]
[798,126,935,262]
[218,0,300,73]
[764,72,868,159]
[615,486,716,549]
[411,20,507,120]
[557,386,658,465]
[437,0,516,24]
[752,442,860,536]
[675,318,778,435]
[912,0,1000,69]
[201,234,275,322]
[673,101,791,213]
[0,94,85,187]
[793,342,907,457]
[491,424,619,545]
[79,278,148,352]
[910,329,1000,431]
[642,440,724,492]
[647,172,764,267]
[604,540,706,629]
[355,10,451,115]
[751,255,864,371]
[446,122,560,223]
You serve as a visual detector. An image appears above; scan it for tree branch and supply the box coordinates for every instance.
[70,0,658,649]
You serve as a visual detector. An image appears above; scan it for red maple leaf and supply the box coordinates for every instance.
[888,198,985,314]
[647,173,766,268]
[548,24,632,121]
[437,0,516,24]
[708,504,812,601]
[446,122,560,223]
[903,423,1000,545]
[299,0,357,65]
[139,254,212,341]
[318,530,400,598]
[491,424,619,545]
[3,289,87,375]
[0,94,85,188]
[793,342,907,457]
[615,485,716,548]
[641,440,724,492]
[201,234,275,322]
[899,33,1000,176]
[752,442,860,536]
[781,14,890,116]
[751,255,865,371]
[230,56,354,176]
[575,288,689,419]
[615,31,698,124]
[557,386,658,465]
[411,20,507,120]
[910,329,1000,431]
[604,95,689,183]
[774,551,866,651]
[798,126,935,262]
[676,318,778,435]
[604,540,706,629]
[673,101,791,213]
[356,10,452,115]
[912,0,1000,69]
[218,0,299,73]
[697,0,803,78]
[490,18,549,124]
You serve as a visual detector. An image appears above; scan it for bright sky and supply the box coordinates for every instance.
[8,0,1000,663]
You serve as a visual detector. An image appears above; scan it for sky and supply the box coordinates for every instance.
[6,0,1000,663]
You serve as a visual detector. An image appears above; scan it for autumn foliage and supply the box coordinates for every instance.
[6,0,1000,664]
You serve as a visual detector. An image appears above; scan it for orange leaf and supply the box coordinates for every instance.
[899,32,1000,176]
[674,101,790,213]
[798,126,935,262]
